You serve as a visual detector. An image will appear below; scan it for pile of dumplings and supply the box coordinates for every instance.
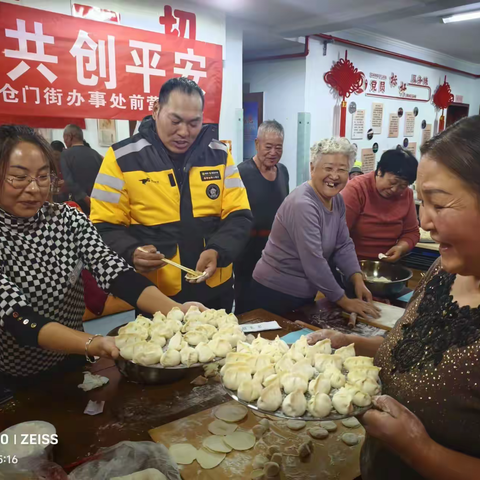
[220,335,381,419]
[115,306,246,367]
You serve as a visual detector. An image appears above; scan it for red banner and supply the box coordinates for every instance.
[0,4,223,123]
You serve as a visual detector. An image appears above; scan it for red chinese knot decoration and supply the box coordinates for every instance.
[324,50,365,137]
[433,76,454,132]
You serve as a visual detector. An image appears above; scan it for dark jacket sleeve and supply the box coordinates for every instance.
[206,153,253,266]
[60,151,87,202]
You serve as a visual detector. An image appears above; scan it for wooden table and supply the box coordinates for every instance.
[0,310,302,470]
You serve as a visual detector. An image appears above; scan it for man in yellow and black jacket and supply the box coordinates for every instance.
[90,78,252,311]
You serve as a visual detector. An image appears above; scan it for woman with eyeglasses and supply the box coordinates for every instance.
[341,149,420,262]
[0,125,203,383]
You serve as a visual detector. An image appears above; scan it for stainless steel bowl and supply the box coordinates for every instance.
[361,260,413,298]
[107,325,203,385]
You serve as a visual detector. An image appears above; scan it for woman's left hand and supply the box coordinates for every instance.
[89,336,119,360]
[351,273,373,302]
[360,395,432,464]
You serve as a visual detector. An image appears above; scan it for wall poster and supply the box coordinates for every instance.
[404,112,415,137]
[421,124,432,145]
[351,109,366,140]
[371,102,384,134]
[361,148,376,173]
[388,113,399,138]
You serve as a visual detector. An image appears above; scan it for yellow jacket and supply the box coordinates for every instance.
[90,118,252,303]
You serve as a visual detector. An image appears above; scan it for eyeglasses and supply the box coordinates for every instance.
[5,174,56,190]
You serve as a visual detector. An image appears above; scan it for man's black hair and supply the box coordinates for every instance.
[50,140,65,153]
[376,148,418,185]
[158,77,204,109]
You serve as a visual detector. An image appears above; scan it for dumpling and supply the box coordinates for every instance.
[195,324,217,339]
[251,335,270,352]
[120,341,148,360]
[257,383,283,412]
[221,362,253,377]
[236,341,256,354]
[323,367,346,388]
[214,309,228,319]
[308,376,331,396]
[208,338,232,358]
[332,390,354,415]
[259,344,283,363]
[253,365,276,384]
[151,324,174,340]
[134,315,153,328]
[184,305,202,321]
[133,344,162,366]
[263,373,282,388]
[343,356,374,371]
[223,366,251,390]
[118,323,149,339]
[149,335,167,348]
[165,318,183,334]
[195,342,215,363]
[275,355,296,373]
[237,378,263,402]
[335,343,356,361]
[273,336,290,354]
[347,366,381,383]
[160,349,181,367]
[254,355,274,373]
[184,330,208,347]
[168,331,186,351]
[305,339,332,365]
[281,373,309,394]
[314,354,343,373]
[225,352,254,365]
[115,334,144,349]
[152,311,167,324]
[351,377,381,396]
[343,384,372,407]
[182,319,204,333]
[307,393,332,418]
[199,309,215,322]
[285,349,305,363]
[291,335,309,356]
[166,307,184,322]
[180,345,199,367]
[282,389,307,417]
[291,359,316,380]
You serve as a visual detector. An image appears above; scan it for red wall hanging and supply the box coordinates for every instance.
[433,76,454,133]
[324,50,366,137]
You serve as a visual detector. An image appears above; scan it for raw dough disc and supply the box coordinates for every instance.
[215,404,249,423]
[169,444,197,465]
[223,431,256,451]
[342,433,360,446]
[286,420,306,431]
[203,435,232,453]
[208,419,238,436]
[342,417,361,428]
[308,427,329,439]
[251,470,265,479]
[196,447,226,469]
[320,421,337,432]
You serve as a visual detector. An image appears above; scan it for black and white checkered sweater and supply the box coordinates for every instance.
[0,203,133,377]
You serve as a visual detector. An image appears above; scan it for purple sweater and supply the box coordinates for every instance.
[253,182,361,302]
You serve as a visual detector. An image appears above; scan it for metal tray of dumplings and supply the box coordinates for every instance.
[222,378,381,422]
[107,324,223,385]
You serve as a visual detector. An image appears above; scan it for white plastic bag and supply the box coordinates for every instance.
[68,441,181,480]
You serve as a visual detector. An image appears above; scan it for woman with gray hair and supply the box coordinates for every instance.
[240,137,379,318]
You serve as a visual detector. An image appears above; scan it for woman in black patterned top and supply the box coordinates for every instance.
[0,125,203,380]
[307,116,480,480]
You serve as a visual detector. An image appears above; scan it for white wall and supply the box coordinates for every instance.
[306,36,480,162]
[244,58,306,188]
[10,0,239,148]
[219,16,243,163]
[244,35,480,185]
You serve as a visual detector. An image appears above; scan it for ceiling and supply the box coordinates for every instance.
[187,0,480,63]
